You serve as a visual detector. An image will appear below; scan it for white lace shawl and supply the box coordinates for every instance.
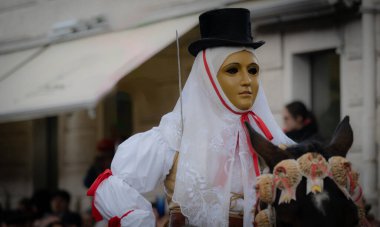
[158,47,294,227]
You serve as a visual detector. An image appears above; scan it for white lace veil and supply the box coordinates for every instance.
[158,47,294,226]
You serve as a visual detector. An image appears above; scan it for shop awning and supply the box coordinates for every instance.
[0,14,198,122]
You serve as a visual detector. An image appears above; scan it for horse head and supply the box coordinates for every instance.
[245,116,366,227]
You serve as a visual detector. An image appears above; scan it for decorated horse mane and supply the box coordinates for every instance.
[245,116,370,227]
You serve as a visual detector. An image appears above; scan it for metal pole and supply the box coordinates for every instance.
[176,30,184,133]
[361,0,378,216]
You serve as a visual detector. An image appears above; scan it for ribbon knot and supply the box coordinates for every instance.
[108,216,121,227]
[108,210,135,227]
[240,111,273,141]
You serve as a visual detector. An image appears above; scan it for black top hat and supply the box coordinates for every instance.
[188,8,264,56]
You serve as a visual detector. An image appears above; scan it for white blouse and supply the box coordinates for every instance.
[94,126,247,226]
[94,127,176,226]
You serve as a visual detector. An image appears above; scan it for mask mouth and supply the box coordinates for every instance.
[239,91,252,95]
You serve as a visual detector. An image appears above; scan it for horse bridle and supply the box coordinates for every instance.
[252,152,368,227]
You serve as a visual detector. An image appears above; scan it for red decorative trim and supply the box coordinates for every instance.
[108,210,135,227]
[241,115,261,177]
[347,170,357,195]
[203,50,240,115]
[91,197,103,222]
[250,113,273,140]
[310,162,328,180]
[87,169,113,221]
[353,186,363,203]
[202,50,274,177]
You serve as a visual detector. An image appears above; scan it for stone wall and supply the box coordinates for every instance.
[0,109,101,213]
[57,108,102,212]
[254,13,380,215]
[0,121,33,209]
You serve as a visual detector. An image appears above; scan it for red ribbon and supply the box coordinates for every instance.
[353,185,363,203]
[241,111,273,176]
[87,169,113,221]
[108,210,135,227]
[341,163,358,195]
[310,162,328,180]
[202,50,273,177]
[273,167,292,193]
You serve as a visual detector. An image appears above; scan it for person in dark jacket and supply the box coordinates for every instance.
[83,139,115,188]
[283,101,323,143]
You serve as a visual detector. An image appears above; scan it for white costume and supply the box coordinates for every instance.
[89,47,294,227]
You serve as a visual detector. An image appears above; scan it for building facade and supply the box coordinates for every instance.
[247,0,380,216]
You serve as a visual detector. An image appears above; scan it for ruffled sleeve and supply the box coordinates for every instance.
[89,127,176,226]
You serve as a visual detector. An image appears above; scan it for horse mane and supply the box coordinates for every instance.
[286,140,331,160]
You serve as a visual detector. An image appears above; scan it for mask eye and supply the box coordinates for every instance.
[226,67,238,74]
[248,66,258,75]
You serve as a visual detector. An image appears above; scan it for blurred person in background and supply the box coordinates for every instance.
[0,198,35,227]
[50,190,81,226]
[34,190,81,227]
[31,189,51,220]
[80,210,93,227]
[283,101,323,143]
[83,139,115,188]
[0,194,44,227]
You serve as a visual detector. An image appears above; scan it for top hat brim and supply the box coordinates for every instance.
[188,38,265,57]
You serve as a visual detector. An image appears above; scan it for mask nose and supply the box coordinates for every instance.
[240,70,252,86]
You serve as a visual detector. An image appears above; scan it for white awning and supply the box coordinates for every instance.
[0,48,43,81]
[0,14,198,123]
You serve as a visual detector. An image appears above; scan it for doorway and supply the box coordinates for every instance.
[292,49,340,139]
[310,50,340,139]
